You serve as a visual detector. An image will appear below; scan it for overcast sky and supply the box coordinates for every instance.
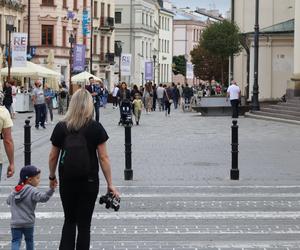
[171,0,230,14]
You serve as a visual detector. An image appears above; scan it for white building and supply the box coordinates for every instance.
[115,0,173,86]
[233,0,296,100]
[158,1,174,84]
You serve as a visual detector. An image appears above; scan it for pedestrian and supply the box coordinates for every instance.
[44,83,55,124]
[101,83,108,108]
[132,93,143,125]
[143,82,153,114]
[226,80,241,118]
[112,84,119,109]
[152,84,157,111]
[86,77,101,122]
[0,91,14,181]
[163,84,173,117]
[156,84,165,111]
[11,81,17,119]
[7,165,56,250]
[130,85,141,101]
[57,84,68,115]
[32,80,47,129]
[48,89,119,250]
[3,80,13,116]
[171,83,180,109]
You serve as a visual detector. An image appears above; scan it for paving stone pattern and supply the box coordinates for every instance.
[0,106,300,249]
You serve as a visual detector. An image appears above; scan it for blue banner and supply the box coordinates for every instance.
[73,44,86,72]
[82,9,90,36]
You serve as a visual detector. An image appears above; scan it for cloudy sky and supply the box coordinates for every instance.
[171,0,230,14]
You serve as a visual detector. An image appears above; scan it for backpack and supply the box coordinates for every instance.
[60,90,67,99]
[59,126,91,179]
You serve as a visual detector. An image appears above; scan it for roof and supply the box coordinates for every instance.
[173,8,206,22]
[260,19,294,33]
[245,19,294,35]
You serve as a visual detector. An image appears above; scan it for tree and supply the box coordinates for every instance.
[200,20,242,84]
[172,55,186,76]
[190,45,228,83]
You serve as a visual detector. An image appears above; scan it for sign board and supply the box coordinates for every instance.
[120,54,132,76]
[82,9,90,36]
[73,44,86,72]
[12,33,28,67]
[145,61,153,81]
[186,62,194,79]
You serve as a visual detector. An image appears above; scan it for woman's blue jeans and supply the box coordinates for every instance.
[11,227,34,250]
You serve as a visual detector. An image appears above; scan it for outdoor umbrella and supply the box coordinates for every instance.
[0,61,61,78]
[71,71,102,84]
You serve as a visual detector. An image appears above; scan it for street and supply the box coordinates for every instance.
[1,106,300,249]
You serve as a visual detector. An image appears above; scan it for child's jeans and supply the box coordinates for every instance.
[11,227,34,250]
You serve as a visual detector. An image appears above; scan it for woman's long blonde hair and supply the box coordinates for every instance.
[63,88,94,131]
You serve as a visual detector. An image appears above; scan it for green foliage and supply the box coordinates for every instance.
[200,20,243,60]
[172,55,187,76]
[190,45,228,83]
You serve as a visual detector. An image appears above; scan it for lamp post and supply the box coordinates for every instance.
[115,40,122,83]
[69,32,75,95]
[252,0,260,111]
[152,55,156,85]
[6,15,16,81]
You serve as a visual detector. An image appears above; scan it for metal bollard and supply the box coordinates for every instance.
[124,125,133,180]
[230,120,239,180]
[24,118,32,166]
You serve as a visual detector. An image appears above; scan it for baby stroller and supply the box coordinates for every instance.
[118,99,133,126]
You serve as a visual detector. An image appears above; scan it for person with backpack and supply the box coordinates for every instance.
[58,84,68,115]
[48,89,119,250]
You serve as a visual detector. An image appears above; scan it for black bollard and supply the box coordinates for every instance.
[230,120,239,180]
[124,125,133,180]
[24,118,32,166]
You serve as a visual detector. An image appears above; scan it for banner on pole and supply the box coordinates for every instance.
[12,33,27,67]
[186,62,194,79]
[73,44,86,72]
[82,8,90,37]
[145,61,153,81]
[121,54,132,76]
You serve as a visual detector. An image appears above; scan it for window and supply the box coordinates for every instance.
[159,16,161,28]
[83,0,87,8]
[146,42,148,58]
[158,39,160,52]
[62,26,66,47]
[149,43,152,57]
[41,25,54,46]
[141,41,144,56]
[94,1,98,18]
[107,4,110,17]
[100,36,105,52]
[115,12,121,23]
[150,15,152,27]
[142,13,144,24]
[146,14,148,26]
[101,2,105,17]
[42,0,54,5]
[73,0,77,10]
[18,20,21,32]
[73,28,77,43]
[93,35,97,54]
[107,36,110,53]
[63,0,67,8]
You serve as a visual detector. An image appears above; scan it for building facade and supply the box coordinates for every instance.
[233,0,297,100]
[114,0,173,86]
[24,0,115,90]
[91,0,115,90]
[172,8,206,85]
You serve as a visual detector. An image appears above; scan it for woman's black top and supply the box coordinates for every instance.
[50,120,109,181]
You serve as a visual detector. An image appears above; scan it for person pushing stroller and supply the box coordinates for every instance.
[117,82,132,126]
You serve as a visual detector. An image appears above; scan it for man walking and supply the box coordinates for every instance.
[0,91,14,181]
[86,77,101,122]
[32,80,47,129]
[156,84,165,111]
[226,80,241,118]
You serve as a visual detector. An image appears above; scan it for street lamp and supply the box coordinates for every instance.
[68,30,76,95]
[115,40,123,83]
[6,15,16,81]
[152,54,156,85]
[252,0,260,111]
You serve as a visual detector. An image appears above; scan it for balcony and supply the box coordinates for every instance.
[99,52,115,65]
[99,17,115,31]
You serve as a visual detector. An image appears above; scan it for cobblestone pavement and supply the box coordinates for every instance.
[0,106,300,249]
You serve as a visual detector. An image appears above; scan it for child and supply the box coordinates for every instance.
[132,93,143,125]
[7,165,56,250]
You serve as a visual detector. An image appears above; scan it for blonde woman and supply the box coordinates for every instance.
[48,89,119,250]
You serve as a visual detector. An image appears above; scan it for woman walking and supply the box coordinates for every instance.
[143,82,153,114]
[48,89,119,250]
[163,84,173,117]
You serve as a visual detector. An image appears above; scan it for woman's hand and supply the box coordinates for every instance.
[107,185,120,199]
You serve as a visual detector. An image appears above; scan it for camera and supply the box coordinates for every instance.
[99,192,120,211]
